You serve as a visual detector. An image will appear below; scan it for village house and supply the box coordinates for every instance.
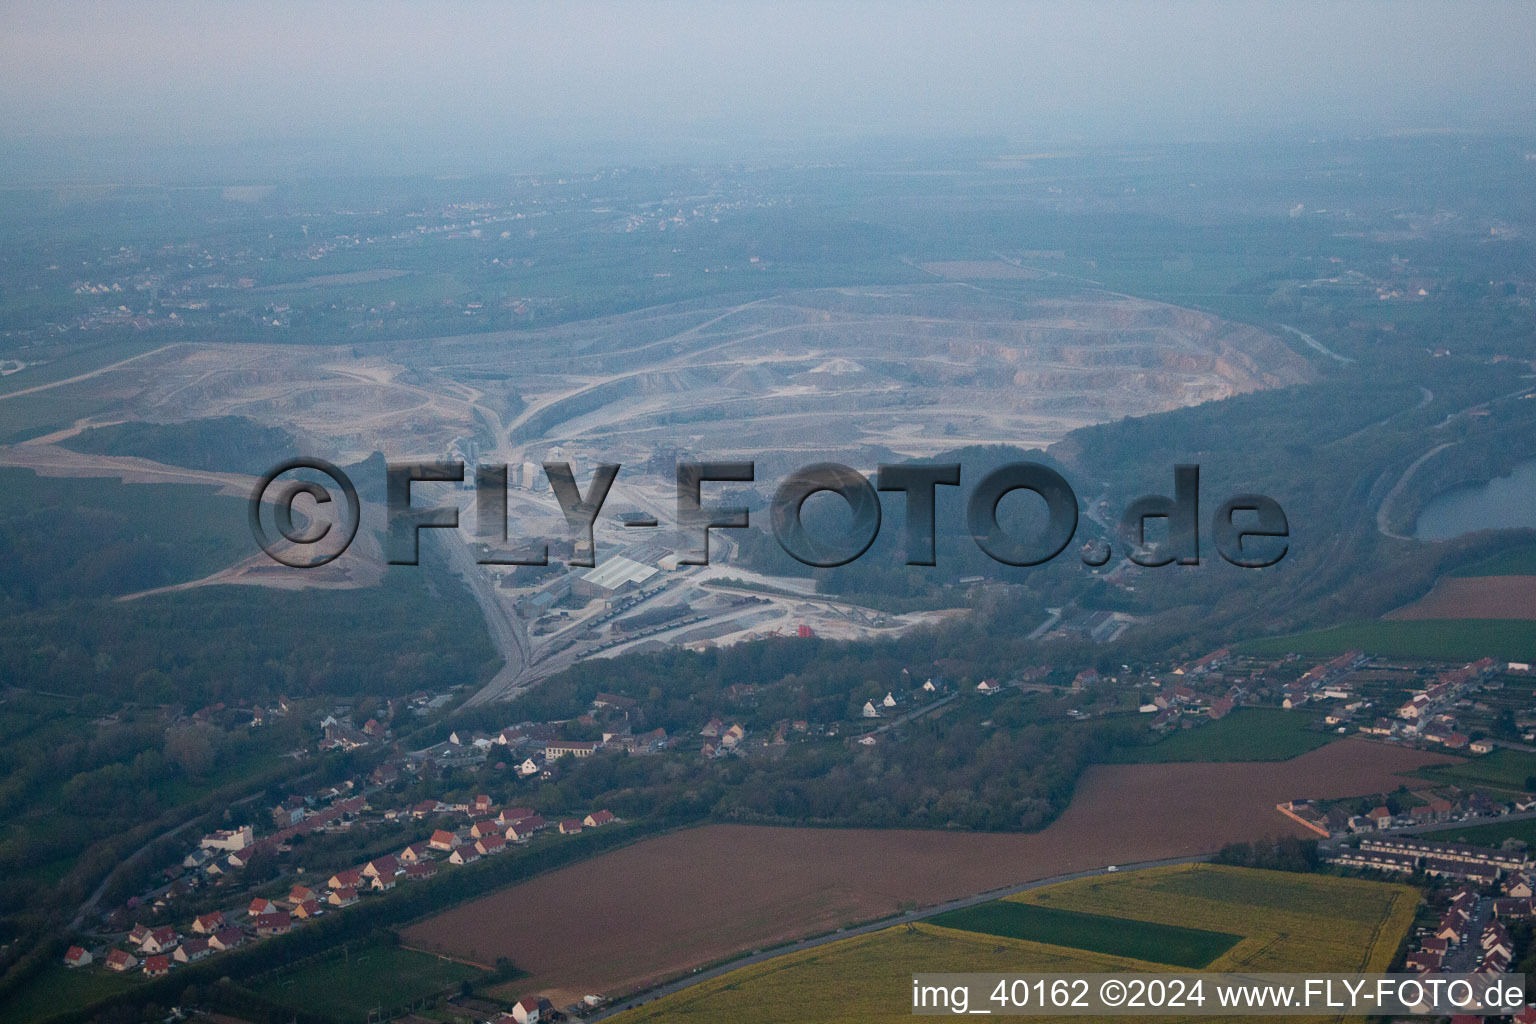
[429,829,460,852]
[476,835,508,856]
[510,995,555,1024]
[106,949,137,972]
[293,899,323,919]
[141,927,179,955]
[404,861,437,882]
[398,841,433,864]
[559,819,583,835]
[254,912,292,937]
[192,911,226,934]
[506,815,545,841]
[209,927,245,952]
[327,868,364,890]
[449,846,481,866]
[249,897,278,917]
[328,887,359,908]
[1495,897,1535,918]
[173,937,211,964]
[363,855,399,880]
[226,846,260,871]
[63,946,92,968]
[584,810,615,828]
[143,955,170,977]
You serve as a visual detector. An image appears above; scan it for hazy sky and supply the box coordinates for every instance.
[3,1,1534,176]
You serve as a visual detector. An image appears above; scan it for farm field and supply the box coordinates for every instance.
[604,864,1419,1024]
[1241,619,1536,661]
[1453,544,1536,577]
[1384,575,1536,621]
[1416,747,1536,793]
[402,738,1454,1005]
[252,944,487,1024]
[0,962,144,1024]
[927,901,1240,968]
[1108,708,1332,763]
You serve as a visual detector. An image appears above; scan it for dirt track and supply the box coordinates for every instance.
[1385,575,1536,620]
[401,738,1455,1004]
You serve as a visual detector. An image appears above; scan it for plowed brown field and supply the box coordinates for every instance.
[401,738,1455,1004]
[1385,575,1536,620]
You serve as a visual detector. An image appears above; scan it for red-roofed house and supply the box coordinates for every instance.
[404,861,437,882]
[429,829,459,852]
[363,855,398,879]
[583,810,615,828]
[173,937,211,964]
[327,868,364,890]
[399,842,432,865]
[141,927,179,955]
[248,897,278,917]
[559,819,583,835]
[476,835,507,856]
[505,818,540,842]
[254,912,291,937]
[106,949,137,972]
[143,954,170,977]
[449,846,481,866]
[192,911,226,934]
[63,946,92,968]
[209,927,245,952]
[328,887,358,908]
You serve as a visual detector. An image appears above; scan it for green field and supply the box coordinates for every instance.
[1422,816,1536,846]
[254,944,486,1023]
[605,864,1420,1024]
[1417,748,1536,793]
[1242,619,1536,661]
[1453,544,1536,577]
[1108,708,1334,763]
[0,962,144,1023]
[928,900,1241,968]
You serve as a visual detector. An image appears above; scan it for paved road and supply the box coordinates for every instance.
[586,854,1213,1021]
[447,531,535,707]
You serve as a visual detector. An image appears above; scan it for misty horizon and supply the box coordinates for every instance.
[2,0,1534,181]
